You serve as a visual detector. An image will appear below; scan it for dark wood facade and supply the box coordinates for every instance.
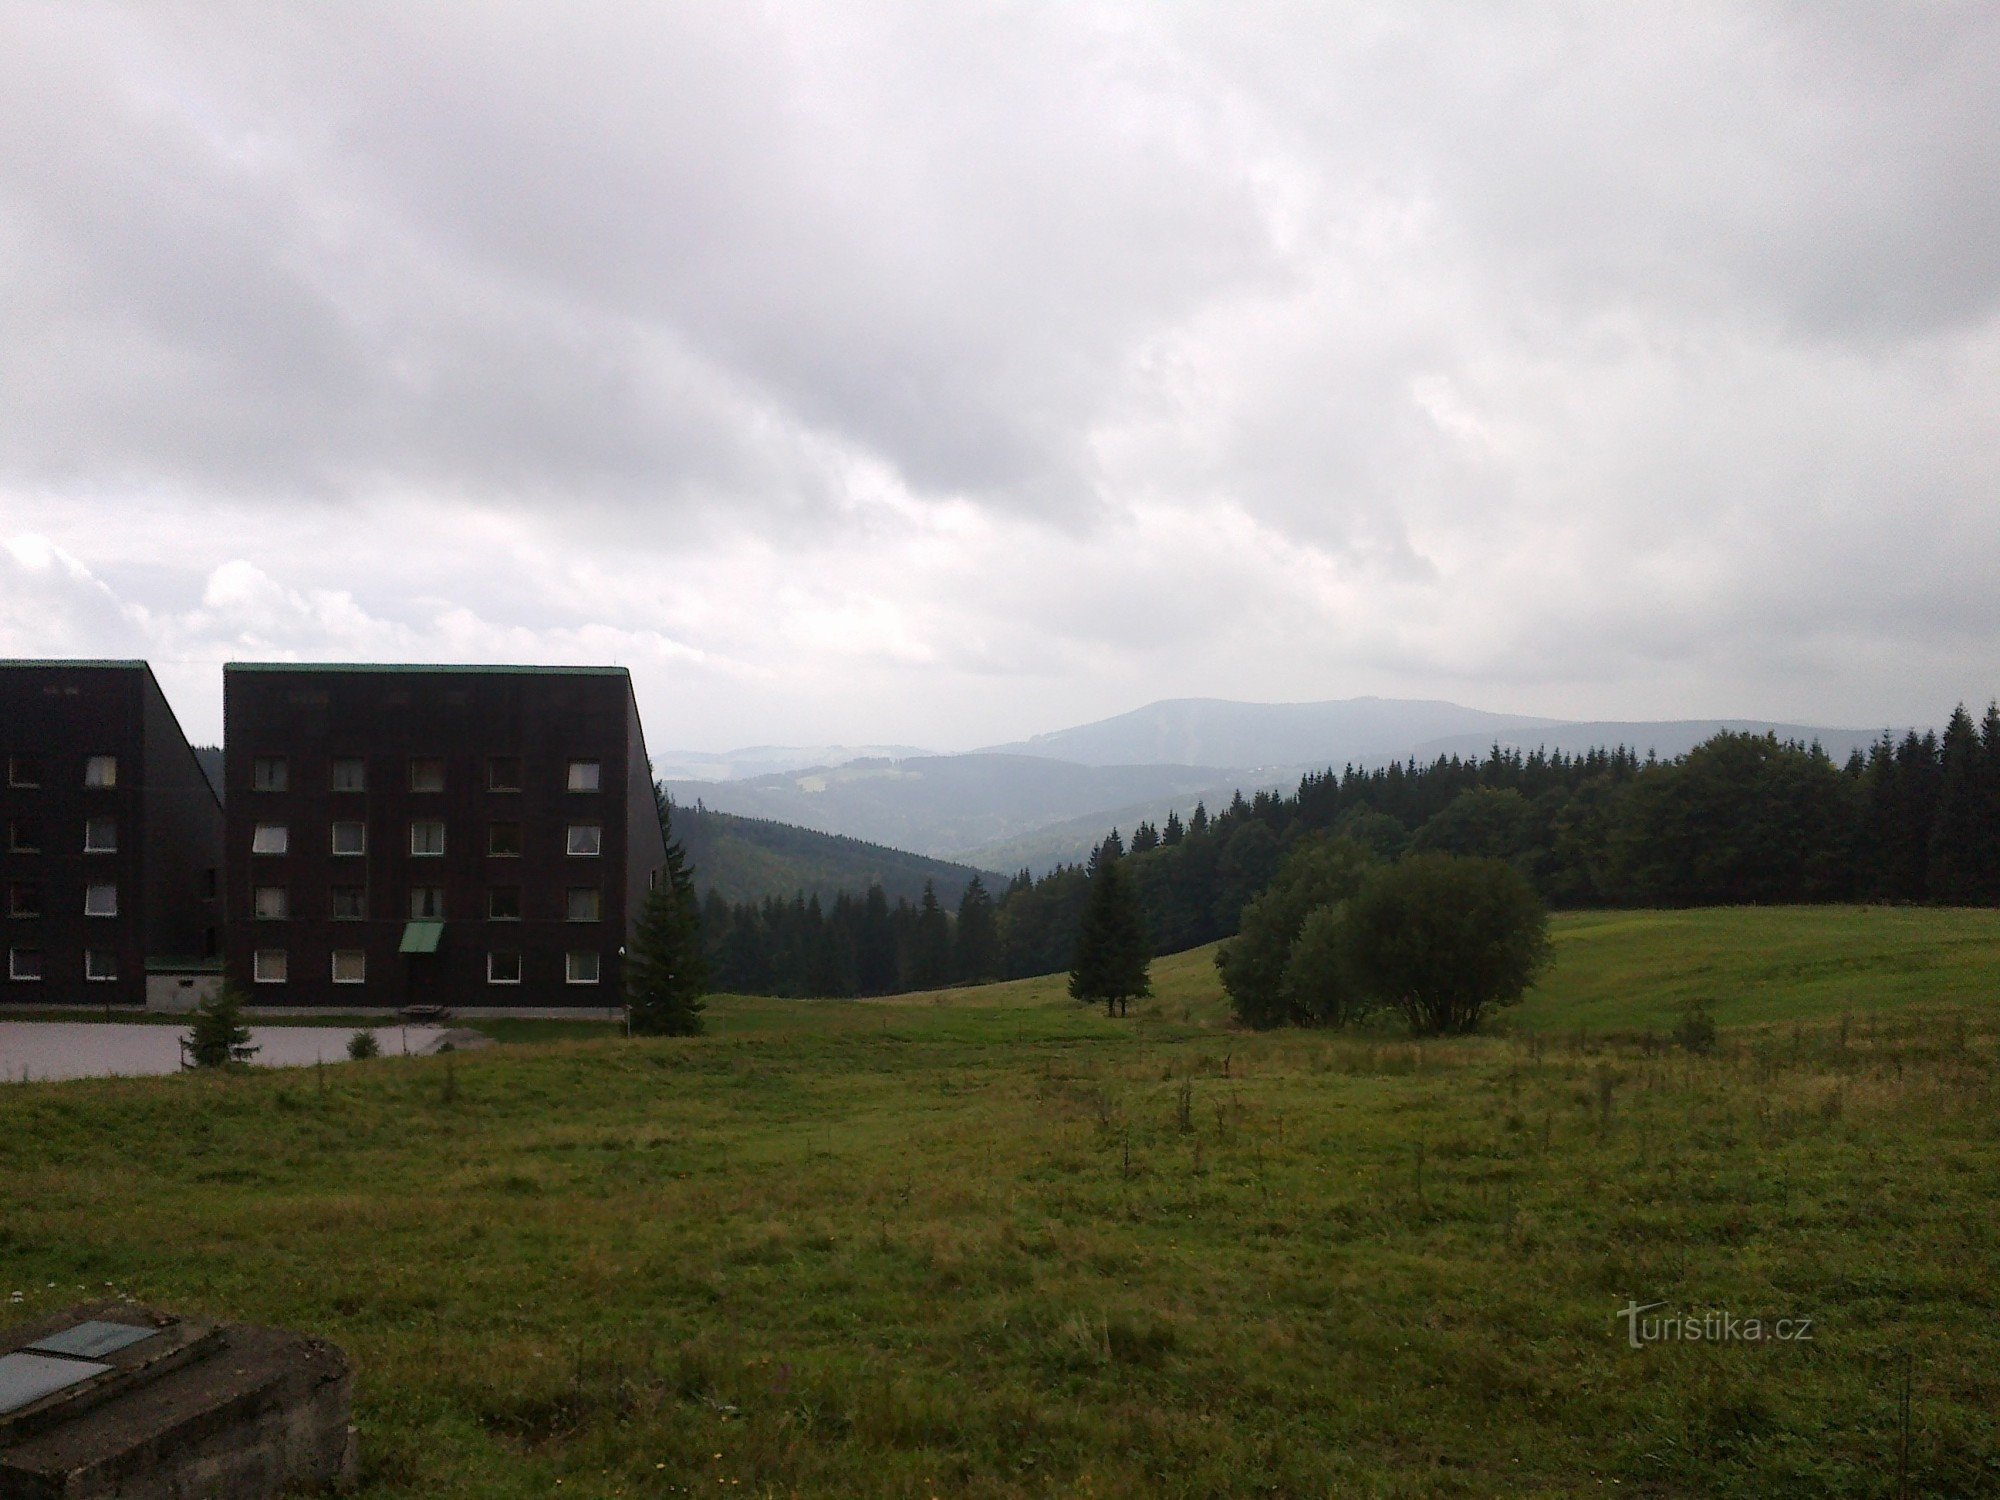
[221,664,666,1008]
[0,661,223,1006]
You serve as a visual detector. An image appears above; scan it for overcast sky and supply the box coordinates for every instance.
[3,3,1996,750]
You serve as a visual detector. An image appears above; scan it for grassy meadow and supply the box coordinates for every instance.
[2,907,1998,1496]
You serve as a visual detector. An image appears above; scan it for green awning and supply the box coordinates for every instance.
[399,921,443,954]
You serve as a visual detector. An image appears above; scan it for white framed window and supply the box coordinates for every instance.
[410,820,446,856]
[330,820,366,856]
[253,885,288,920]
[253,757,288,792]
[410,758,445,793]
[565,949,600,985]
[565,888,602,922]
[84,816,117,853]
[84,882,118,917]
[488,757,523,792]
[331,950,366,984]
[6,756,39,788]
[331,757,366,792]
[330,886,367,920]
[7,820,38,853]
[566,824,601,857]
[8,883,40,918]
[253,948,288,984]
[409,886,444,920]
[567,760,601,792]
[83,755,117,788]
[487,950,523,985]
[8,947,42,981]
[488,886,521,921]
[86,950,117,982]
[252,822,289,855]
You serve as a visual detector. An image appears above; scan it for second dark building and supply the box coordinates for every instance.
[222,664,667,1009]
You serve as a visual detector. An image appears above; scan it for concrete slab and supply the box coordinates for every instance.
[0,1303,354,1498]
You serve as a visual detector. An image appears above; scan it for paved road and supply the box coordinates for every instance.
[0,1022,454,1082]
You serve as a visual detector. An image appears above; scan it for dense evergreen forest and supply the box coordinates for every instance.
[697,703,2000,998]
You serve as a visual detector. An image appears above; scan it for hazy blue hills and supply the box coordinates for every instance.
[651,743,934,782]
[664,754,1239,861]
[672,802,992,907]
[1407,719,1880,766]
[979,696,1565,769]
[668,698,1896,882]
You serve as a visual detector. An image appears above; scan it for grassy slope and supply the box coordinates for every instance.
[1,908,1996,1497]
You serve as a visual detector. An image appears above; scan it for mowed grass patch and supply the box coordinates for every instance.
[0,908,1995,1496]
[1520,905,2000,1033]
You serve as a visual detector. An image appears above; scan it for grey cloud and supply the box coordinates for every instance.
[3,2,1999,747]
[1,3,1281,521]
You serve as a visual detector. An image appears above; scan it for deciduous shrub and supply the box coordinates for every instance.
[1341,853,1551,1035]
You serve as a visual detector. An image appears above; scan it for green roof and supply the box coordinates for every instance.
[226,662,628,677]
[399,921,444,954]
[144,957,224,974]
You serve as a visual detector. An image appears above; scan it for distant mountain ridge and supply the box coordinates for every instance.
[979,696,1565,769]
[667,699,1902,879]
[1405,719,1880,766]
[666,753,1239,861]
[652,743,934,782]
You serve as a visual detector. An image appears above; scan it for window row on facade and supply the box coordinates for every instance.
[8,947,120,981]
[4,754,119,789]
[248,948,602,985]
[8,881,121,917]
[247,821,603,857]
[248,756,605,794]
[6,816,121,852]
[246,885,606,922]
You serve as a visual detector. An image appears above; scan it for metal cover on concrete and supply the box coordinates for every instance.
[25,1321,159,1360]
[0,1353,112,1415]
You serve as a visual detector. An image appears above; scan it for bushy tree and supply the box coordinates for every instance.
[346,1029,380,1060]
[1342,853,1551,1035]
[1069,841,1150,1017]
[184,984,258,1068]
[627,793,708,1035]
[1281,902,1373,1027]
[1216,837,1373,1028]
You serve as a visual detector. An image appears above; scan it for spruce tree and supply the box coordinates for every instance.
[1929,705,1986,904]
[1068,841,1151,1017]
[910,880,953,989]
[626,792,708,1035]
[953,874,999,982]
[184,983,258,1068]
[856,884,898,995]
[1162,809,1185,846]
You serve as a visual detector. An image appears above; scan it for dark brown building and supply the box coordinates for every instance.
[1,661,224,1007]
[221,664,667,1009]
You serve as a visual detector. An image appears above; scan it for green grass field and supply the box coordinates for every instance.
[3,907,1997,1496]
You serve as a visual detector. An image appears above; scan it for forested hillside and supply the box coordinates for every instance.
[672,800,992,907]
